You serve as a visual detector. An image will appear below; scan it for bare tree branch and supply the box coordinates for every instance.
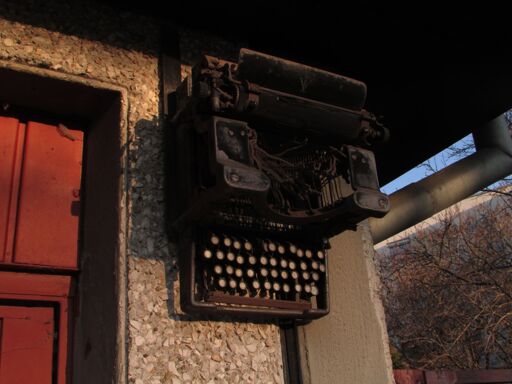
[376,188,512,369]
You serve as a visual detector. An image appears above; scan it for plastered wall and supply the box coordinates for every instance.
[299,224,395,384]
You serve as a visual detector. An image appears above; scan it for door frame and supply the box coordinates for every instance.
[0,60,129,384]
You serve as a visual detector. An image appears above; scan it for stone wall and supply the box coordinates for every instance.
[0,1,284,383]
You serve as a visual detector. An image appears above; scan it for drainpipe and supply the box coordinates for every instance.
[369,114,512,244]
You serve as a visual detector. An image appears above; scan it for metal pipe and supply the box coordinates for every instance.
[369,114,512,244]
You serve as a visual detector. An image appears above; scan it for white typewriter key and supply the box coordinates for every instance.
[273,282,281,291]
[235,268,243,278]
[264,281,272,290]
[283,283,291,293]
[319,263,326,273]
[260,256,268,265]
[296,249,304,258]
[248,255,257,265]
[311,285,320,296]
[311,261,319,270]
[244,241,253,251]
[304,284,312,294]
[218,278,227,288]
[203,249,213,259]
[225,265,234,275]
[260,268,269,277]
[280,259,288,269]
[252,280,261,290]
[317,250,325,259]
[312,272,320,281]
[269,257,278,267]
[236,255,245,265]
[281,270,289,280]
[227,252,236,262]
[223,237,232,247]
[268,242,277,252]
[216,250,225,260]
[291,271,299,280]
[210,234,220,245]
[289,243,297,254]
[213,265,223,275]
[305,249,313,259]
[277,244,286,254]
[295,284,302,292]
[247,268,255,278]
[229,279,237,289]
[239,281,247,290]
[270,269,279,279]
[302,271,310,280]
[233,240,242,250]
[288,261,297,270]
[300,261,308,271]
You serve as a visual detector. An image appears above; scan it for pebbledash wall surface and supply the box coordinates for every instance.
[0,1,394,383]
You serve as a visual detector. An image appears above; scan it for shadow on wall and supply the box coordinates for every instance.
[131,118,276,325]
[129,117,179,318]
[0,0,159,54]
[0,0,243,64]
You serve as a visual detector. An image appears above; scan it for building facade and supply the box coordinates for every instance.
[0,2,394,383]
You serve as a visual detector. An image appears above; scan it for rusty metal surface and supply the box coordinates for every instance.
[178,48,388,146]
[171,51,389,239]
[237,48,367,110]
[426,370,512,384]
[207,291,312,311]
[170,49,389,320]
[395,369,512,384]
[394,370,426,384]
[172,115,388,238]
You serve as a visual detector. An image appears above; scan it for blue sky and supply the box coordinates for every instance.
[381,134,475,194]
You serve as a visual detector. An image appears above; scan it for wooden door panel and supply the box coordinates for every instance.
[0,115,81,382]
[0,117,25,263]
[0,305,55,384]
[0,272,72,384]
[13,121,83,268]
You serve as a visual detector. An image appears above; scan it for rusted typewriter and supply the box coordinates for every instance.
[169,49,389,320]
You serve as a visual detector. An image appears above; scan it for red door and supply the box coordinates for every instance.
[1,117,83,269]
[0,115,83,383]
[0,117,22,262]
[0,306,55,384]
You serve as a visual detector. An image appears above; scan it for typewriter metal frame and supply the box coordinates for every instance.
[169,49,389,321]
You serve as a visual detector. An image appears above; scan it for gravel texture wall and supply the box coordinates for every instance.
[0,1,284,383]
